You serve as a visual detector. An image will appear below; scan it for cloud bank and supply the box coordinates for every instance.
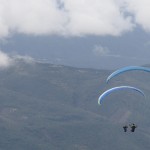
[0,51,36,68]
[0,0,149,38]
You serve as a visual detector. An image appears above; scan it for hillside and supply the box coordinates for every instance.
[0,59,150,149]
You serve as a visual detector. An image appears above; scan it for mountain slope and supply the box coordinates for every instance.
[0,60,149,149]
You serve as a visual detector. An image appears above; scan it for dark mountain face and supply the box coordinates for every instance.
[0,60,150,150]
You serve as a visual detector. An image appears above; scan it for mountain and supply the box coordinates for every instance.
[0,59,150,150]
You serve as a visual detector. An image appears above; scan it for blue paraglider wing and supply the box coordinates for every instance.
[106,66,150,83]
[98,86,145,105]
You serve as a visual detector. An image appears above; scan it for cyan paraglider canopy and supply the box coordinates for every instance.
[98,86,145,105]
[106,66,150,83]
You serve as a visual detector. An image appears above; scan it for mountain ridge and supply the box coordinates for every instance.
[0,60,149,149]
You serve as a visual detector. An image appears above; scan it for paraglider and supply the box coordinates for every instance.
[98,86,145,105]
[123,125,128,132]
[129,123,137,132]
[106,66,150,83]
[97,65,148,133]
[123,124,137,132]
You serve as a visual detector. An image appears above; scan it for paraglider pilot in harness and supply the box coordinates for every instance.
[123,125,128,132]
[129,123,137,132]
[123,124,137,132]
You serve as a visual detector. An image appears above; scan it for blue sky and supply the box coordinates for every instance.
[0,0,150,69]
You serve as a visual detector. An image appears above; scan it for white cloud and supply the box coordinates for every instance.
[0,51,12,68]
[63,0,134,36]
[0,0,67,36]
[93,44,120,57]
[93,45,110,56]
[0,0,149,38]
[124,0,150,31]
[0,51,36,68]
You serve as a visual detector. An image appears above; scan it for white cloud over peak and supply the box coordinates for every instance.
[0,0,149,38]
[0,51,12,68]
[0,51,36,68]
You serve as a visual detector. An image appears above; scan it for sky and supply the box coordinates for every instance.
[0,0,150,69]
